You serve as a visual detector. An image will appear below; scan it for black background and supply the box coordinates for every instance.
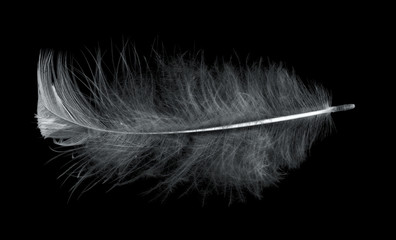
[5,3,387,237]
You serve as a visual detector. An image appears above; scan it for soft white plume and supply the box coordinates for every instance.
[36,48,354,202]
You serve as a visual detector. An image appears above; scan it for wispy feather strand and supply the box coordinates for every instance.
[36,48,354,201]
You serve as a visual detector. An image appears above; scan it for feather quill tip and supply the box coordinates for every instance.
[331,104,355,112]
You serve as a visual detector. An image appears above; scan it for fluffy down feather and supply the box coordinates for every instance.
[37,48,335,201]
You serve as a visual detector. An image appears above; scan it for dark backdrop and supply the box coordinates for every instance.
[5,4,384,237]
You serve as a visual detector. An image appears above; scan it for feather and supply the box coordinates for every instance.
[36,48,354,201]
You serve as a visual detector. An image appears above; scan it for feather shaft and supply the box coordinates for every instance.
[41,99,354,135]
[142,104,355,134]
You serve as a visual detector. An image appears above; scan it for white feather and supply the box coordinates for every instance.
[36,48,354,201]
